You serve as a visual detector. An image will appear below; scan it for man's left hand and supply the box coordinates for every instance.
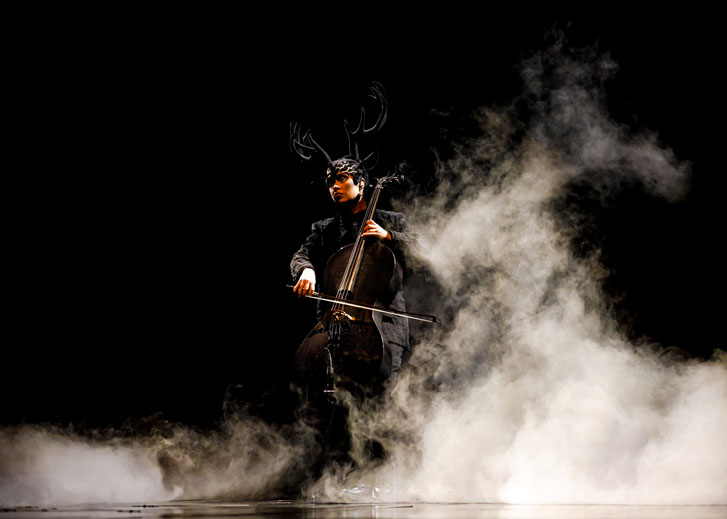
[361,219,391,240]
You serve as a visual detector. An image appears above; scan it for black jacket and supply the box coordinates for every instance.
[290,208,411,372]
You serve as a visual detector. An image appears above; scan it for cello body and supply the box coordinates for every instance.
[293,174,406,394]
[294,239,401,392]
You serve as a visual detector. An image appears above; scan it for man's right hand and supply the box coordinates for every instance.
[293,268,316,297]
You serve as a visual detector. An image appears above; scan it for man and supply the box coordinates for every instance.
[287,82,413,495]
[290,157,411,390]
[289,156,411,491]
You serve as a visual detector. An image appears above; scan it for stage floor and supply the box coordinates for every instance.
[1,501,725,519]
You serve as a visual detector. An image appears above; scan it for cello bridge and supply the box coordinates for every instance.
[332,309,354,322]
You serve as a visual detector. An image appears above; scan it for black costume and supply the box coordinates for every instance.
[290,207,411,384]
[287,82,410,483]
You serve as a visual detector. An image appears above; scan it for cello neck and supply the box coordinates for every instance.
[333,174,402,306]
[336,183,384,299]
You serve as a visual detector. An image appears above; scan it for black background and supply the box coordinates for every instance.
[4,11,724,430]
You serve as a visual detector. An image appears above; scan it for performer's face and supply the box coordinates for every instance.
[328,172,363,204]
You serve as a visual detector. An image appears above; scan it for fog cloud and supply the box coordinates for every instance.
[2,40,724,508]
[310,42,726,505]
[0,412,316,507]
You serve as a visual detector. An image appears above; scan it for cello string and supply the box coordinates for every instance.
[335,182,382,311]
[344,185,380,295]
[334,186,370,307]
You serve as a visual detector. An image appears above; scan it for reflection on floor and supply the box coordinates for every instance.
[1,501,726,519]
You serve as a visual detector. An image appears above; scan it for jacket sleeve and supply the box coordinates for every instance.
[290,221,324,282]
[387,212,409,244]
[382,212,415,270]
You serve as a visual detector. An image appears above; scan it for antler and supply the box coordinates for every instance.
[344,81,388,159]
[289,81,388,167]
[289,122,332,163]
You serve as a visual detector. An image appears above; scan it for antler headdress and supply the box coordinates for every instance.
[289,81,388,185]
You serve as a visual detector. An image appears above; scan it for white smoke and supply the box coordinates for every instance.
[0,425,179,506]
[310,43,727,504]
[0,412,316,507]
[2,40,725,508]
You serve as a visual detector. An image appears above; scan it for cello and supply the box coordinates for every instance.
[293,174,437,395]
[288,82,436,396]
